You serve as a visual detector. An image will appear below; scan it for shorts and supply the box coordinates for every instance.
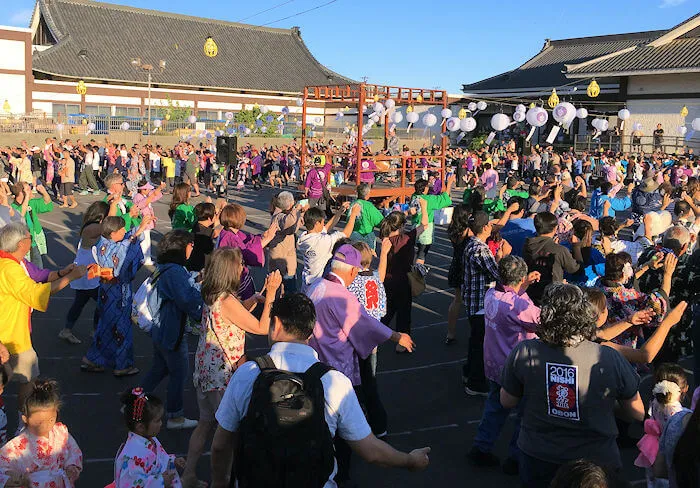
[270,170,279,177]
[9,349,40,384]
[183,169,197,184]
[196,389,225,422]
[61,182,74,196]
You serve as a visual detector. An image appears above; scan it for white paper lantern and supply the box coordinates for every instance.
[87,122,96,131]
[120,122,130,131]
[490,113,510,131]
[515,104,526,113]
[153,119,162,128]
[441,108,453,119]
[476,101,487,111]
[406,112,419,124]
[295,98,303,107]
[372,102,383,114]
[692,118,700,131]
[384,99,395,110]
[187,115,197,124]
[467,102,477,112]
[446,117,461,132]
[526,107,548,127]
[422,113,438,127]
[392,112,403,124]
[245,128,252,135]
[513,111,526,123]
[260,105,269,114]
[225,112,234,120]
[591,118,603,130]
[314,116,322,125]
[576,108,588,119]
[295,121,302,127]
[370,114,380,124]
[261,126,268,133]
[553,102,576,125]
[678,126,688,137]
[460,117,477,132]
[632,122,643,132]
[618,109,631,121]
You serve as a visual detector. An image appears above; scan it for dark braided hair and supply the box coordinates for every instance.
[23,379,62,416]
[120,388,163,431]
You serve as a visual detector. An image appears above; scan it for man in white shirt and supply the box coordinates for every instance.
[78,144,100,195]
[210,294,430,488]
[298,203,359,293]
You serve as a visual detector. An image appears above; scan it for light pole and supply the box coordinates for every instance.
[131,58,166,135]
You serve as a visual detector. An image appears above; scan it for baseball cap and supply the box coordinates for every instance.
[332,244,362,268]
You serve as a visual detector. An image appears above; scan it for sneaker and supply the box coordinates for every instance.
[79,191,89,196]
[58,328,82,344]
[93,190,102,196]
[467,447,500,467]
[375,430,388,439]
[502,457,519,476]
[167,417,198,430]
[464,385,489,397]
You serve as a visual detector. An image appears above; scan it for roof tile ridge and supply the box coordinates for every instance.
[549,29,667,46]
[564,45,639,73]
[289,28,355,84]
[52,0,294,34]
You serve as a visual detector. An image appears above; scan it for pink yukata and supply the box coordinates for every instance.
[308,274,393,386]
[114,432,181,488]
[0,422,82,488]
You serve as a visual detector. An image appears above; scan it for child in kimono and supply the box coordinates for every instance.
[114,388,183,488]
[0,380,82,488]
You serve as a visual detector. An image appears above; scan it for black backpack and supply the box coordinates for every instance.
[235,355,335,488]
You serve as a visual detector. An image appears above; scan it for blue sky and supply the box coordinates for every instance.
[6,0,698,93]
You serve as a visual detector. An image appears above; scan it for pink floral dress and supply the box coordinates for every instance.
[0,422,82,488]
[193,296,246,392]
[114,432,181,488]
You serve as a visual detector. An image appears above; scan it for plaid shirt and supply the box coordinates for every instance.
[462,236,500,316]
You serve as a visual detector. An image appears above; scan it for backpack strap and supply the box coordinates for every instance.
[254,354,276,371]
[305,361,332,383]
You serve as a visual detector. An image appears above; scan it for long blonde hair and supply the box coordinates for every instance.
[201,248,243,306]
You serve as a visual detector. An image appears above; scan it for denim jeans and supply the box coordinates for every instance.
[282,274,298,295]
[141,340,189,419]
[359,350,387,435]
[472,380,522,459]
[65,287,99,330]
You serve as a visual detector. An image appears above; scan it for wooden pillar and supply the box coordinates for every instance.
[356,84,365,186]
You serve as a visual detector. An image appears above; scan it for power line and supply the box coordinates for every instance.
[259,0,339,26]
[236,0,297,23]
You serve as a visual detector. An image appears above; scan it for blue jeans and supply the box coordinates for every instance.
[283,274,298,295]
[141,340,189,419]
[519,453,562,488]
[472,380,523,459]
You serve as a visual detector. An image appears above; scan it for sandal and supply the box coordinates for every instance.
[445,337,457,346]
[80,361,104,373]
[113,367,140,377]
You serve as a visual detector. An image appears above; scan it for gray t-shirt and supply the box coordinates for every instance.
[501,339,639,467]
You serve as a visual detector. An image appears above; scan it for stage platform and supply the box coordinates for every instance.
[332,180,415,200]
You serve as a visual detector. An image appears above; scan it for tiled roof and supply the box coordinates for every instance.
[31,0,354,93]
[463,30,664,92]
[566,37,700,76]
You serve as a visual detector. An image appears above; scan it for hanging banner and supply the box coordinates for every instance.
[546,125,561,144]
[485,131,496,145]
[525,126,536,142]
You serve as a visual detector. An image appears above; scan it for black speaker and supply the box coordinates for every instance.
[216,136,237,167]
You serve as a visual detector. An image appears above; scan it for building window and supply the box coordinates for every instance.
[52,104,81,118]
[85,105,111,116]
[197,110,220,121]
[115,107,141,117]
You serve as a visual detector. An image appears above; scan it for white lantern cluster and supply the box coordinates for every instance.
[513,104,526,123]
[591,118,609,132]
[552,102,576,127]
[490,113,511,131]
[526,107,548,127]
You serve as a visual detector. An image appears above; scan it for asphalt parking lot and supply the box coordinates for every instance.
[9,183,693,487]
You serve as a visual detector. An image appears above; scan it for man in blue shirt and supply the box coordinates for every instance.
[499,198,536,257]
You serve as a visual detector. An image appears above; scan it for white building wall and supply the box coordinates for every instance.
[625,98,700,150]
[0,74,25,114]
[0,40,25,70]
[627,73,700,96]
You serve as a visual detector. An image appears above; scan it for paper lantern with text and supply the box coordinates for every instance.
[422,113,438,127]
[515,104,526,113]
[446,117,461,132]
[406,112,419,124]
[476,101,487,111]
[513,111,525,123]
[467,102,477,112]
[526,107,548,127]
[460,117,477,132]
[553,102,576,127]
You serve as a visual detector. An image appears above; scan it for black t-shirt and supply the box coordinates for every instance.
[654,128,664,143]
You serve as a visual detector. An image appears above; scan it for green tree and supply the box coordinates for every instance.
[234,106,281,137]
[154,95,189,122]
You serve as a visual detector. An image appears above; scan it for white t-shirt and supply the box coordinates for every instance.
[298,230,346,290]
[149,152,161,172]
[216,342,371,488]
[92,150,101,170]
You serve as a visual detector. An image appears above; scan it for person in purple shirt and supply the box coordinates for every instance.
[469,255,540,474]
[217,203,277,300]
[481,163,500,199]
[304,156,330,210]
[307,244,416,485]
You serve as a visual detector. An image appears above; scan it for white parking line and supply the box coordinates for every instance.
[378,358,466,375]
[386,423,459,437]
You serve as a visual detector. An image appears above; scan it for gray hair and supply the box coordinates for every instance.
[103,173,123,190]
[0,221,30,252]
[663,225,690,254]
[498,255,528,287]
[538,283,597,347]
[357,183,371,200]
[275,191,295,211]
[330,260,355,273]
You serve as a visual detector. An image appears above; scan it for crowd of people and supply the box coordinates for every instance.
[0,132,699,488]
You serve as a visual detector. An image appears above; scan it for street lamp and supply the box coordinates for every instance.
[131,57,165,135]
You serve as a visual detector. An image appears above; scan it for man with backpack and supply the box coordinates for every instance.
[210,293,430,488]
